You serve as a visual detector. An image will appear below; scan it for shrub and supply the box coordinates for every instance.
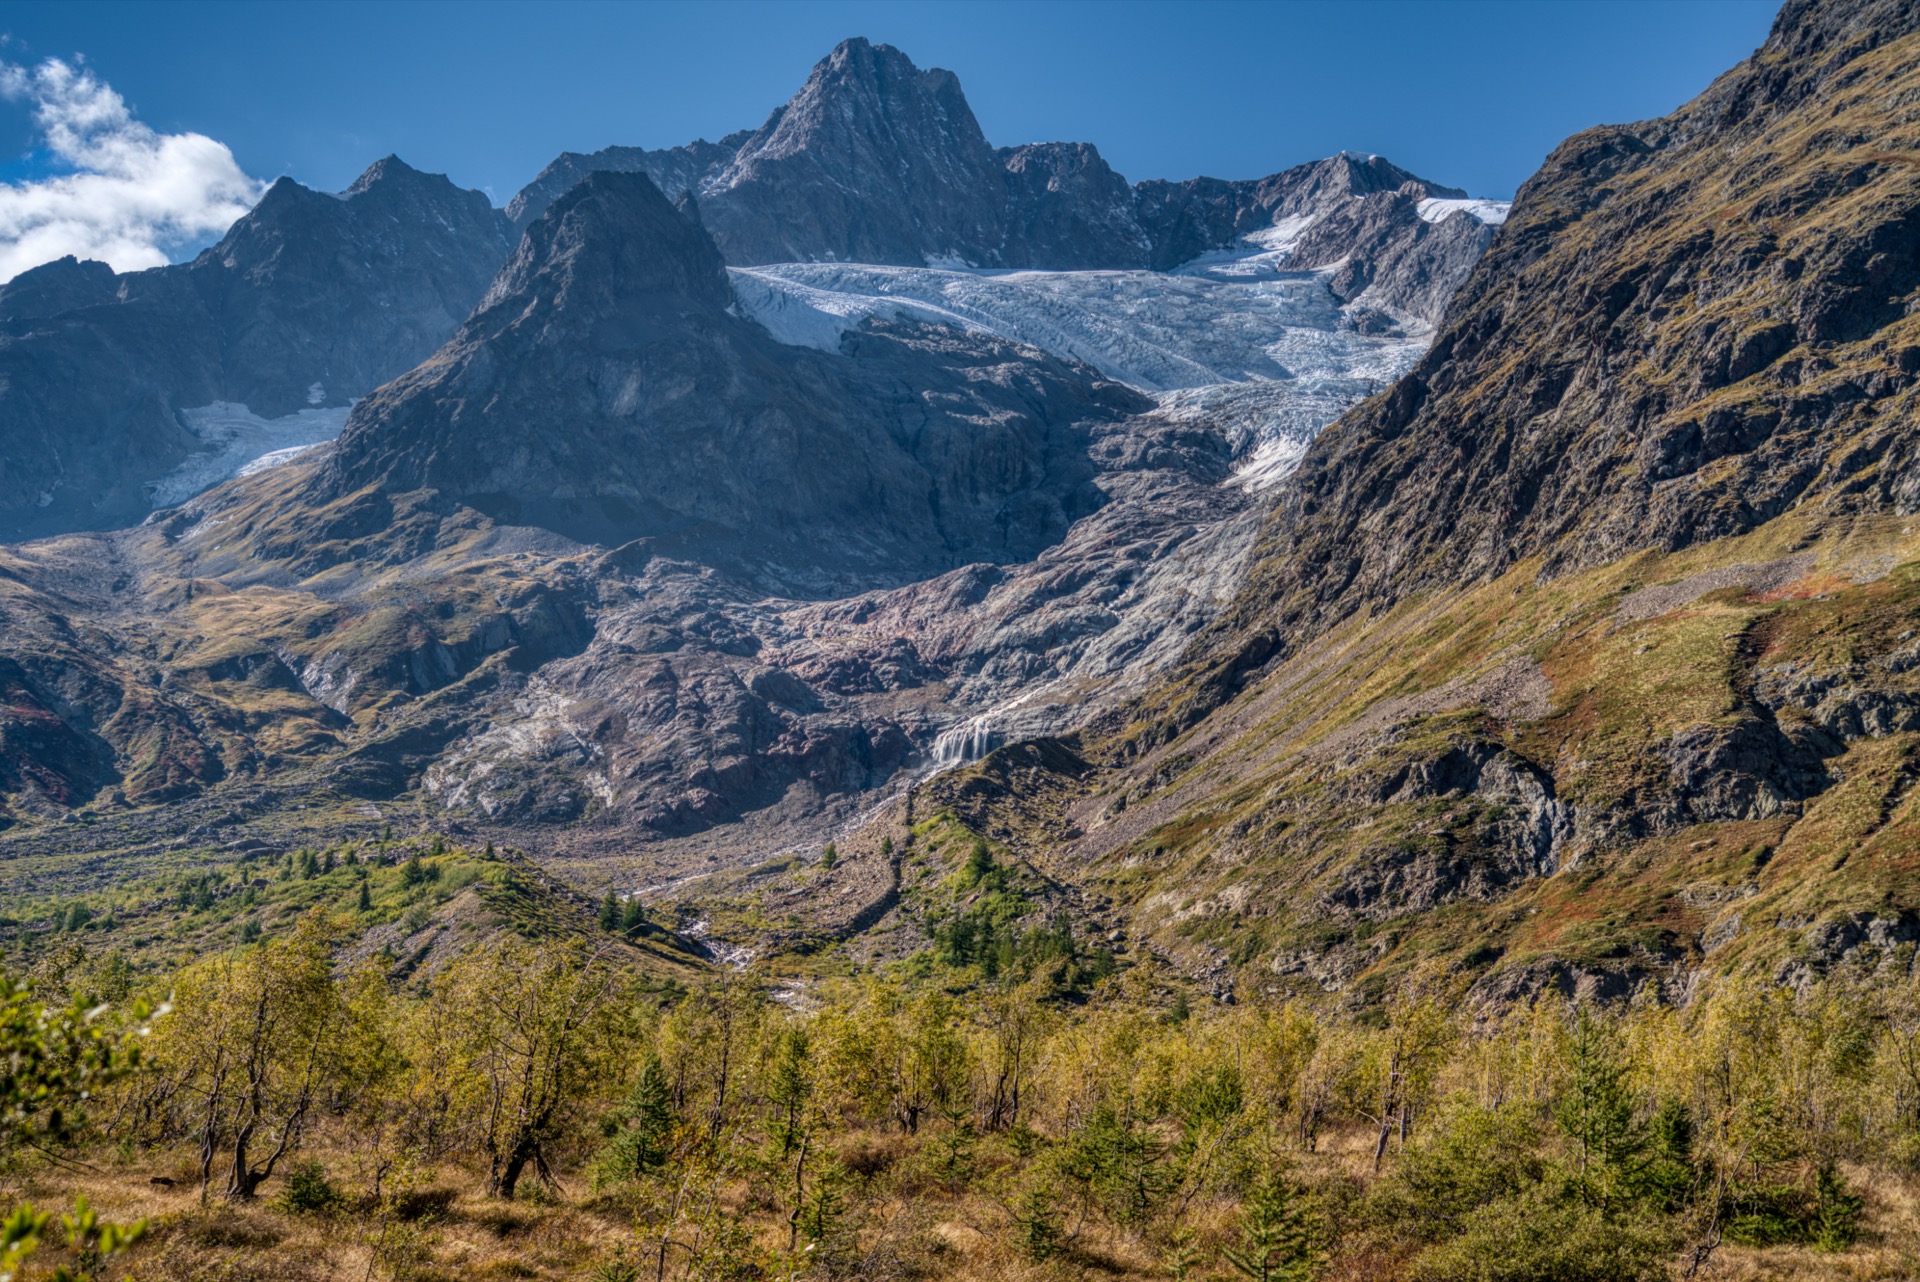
[274,1161,343,1216]
[1411,1190,1671,1282]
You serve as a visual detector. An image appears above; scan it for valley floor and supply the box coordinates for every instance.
[9,1129,1916,1281]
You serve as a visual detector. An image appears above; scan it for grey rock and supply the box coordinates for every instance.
[505,41,1493,306]
[0,156,515,540]
[323,169,1146,592]
[504,133,750,229]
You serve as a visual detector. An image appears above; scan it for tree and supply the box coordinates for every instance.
[966,839,994,885]
[1363,993,1453,1170]
[357,879,373,913]
[599,892,621,932]
[621,898,647,938]
[0,976,157,1160]
[1557,1011,1645,1210]
[1224,1169,1322,1282]
[440,939,627,1199]
[767,1027,813,1159]
[153,912,346,1201]
[1011,1178,1063,1261]
[820,842,838,871]
[595,1053,675,1186]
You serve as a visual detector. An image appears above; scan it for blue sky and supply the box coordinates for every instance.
[0,0,1776,221]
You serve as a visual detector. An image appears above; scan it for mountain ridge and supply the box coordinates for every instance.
[505,37,1499,321]
[0,156,515,541]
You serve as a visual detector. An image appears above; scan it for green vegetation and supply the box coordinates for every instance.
[0,902,1910,1280]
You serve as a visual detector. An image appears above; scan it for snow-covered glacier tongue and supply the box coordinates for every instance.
[148,402,354,508]
[730,249,1432,489]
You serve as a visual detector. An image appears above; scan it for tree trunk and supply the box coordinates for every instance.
[226,1122,259,1200]
[490,1134,538,1200]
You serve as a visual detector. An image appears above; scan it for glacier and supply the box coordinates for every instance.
[730,245,1431,488]
[148,402,354,508]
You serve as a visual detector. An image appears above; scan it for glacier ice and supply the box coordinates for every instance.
[730,247,1430,491]
[1416,197,1510,225]
[148,401,353,508]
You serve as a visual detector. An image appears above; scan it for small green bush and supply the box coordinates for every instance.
[275,1161,343,1216]
[1412,1190,1671,1282]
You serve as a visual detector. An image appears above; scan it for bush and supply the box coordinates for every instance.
[1411,1190,1671,1282]
[274,1161,343,1216]
[1369,1102,1543,1242]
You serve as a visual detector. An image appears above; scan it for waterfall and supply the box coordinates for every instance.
[931,716,999,769]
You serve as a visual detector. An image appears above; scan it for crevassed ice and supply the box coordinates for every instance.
[730,248,1430,492]
[148,402,353,508]
[1416,197,1511,226]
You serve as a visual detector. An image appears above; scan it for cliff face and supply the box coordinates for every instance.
[0,158,515,540]
[323,170,1143,594]
[1011,0,1920,1001]
[505,40,1497,322]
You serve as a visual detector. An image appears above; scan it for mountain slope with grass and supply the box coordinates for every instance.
[926,0,1920,1006]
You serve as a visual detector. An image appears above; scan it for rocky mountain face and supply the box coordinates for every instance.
[0,29,1499,870]
[1196,0,1920,703]
[985,0,1920,1001]
[324,170,1142,591]
[503,133,750,229]
[0,34,1527,989]
[508,39,1499,321]
[0,158,515,540]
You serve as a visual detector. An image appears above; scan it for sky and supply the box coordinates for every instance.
[0,0,1779,279]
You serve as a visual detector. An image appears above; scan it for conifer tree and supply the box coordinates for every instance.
[1223,1169,1321,1282]
[595,1053,674,1186]
[966,839,994,884]
[1557,1011,1645,1209]
[767,1028,813,1158]
[357,880,372,913]
[1012,1179,1063,1261]
[599,892,620,932]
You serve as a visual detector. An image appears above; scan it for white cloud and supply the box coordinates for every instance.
[0,58,265,283]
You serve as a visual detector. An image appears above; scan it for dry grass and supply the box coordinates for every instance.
[3,1122,1915,1280]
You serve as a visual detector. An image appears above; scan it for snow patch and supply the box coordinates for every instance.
[1416,197,1510,226]
[149,401,352,508]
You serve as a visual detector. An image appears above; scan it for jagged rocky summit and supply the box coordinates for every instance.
[0,32,1508,951]
[323,170,1143,592]
[507,38,1501,321]
[0,158,514,540]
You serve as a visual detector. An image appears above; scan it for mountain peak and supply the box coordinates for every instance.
[480,169,731,321]
[697,37,1001,265]
[344,154,452,198]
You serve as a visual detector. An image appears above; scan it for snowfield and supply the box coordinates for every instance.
[1417,196,1511,225]
[731,247,1431,488]
[149,402,352,508]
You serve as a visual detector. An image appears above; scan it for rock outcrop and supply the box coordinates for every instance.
[1201,0,1920,693]
[0,157,515,540]
[324,170,1144,593]
[507,40,1499,321]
